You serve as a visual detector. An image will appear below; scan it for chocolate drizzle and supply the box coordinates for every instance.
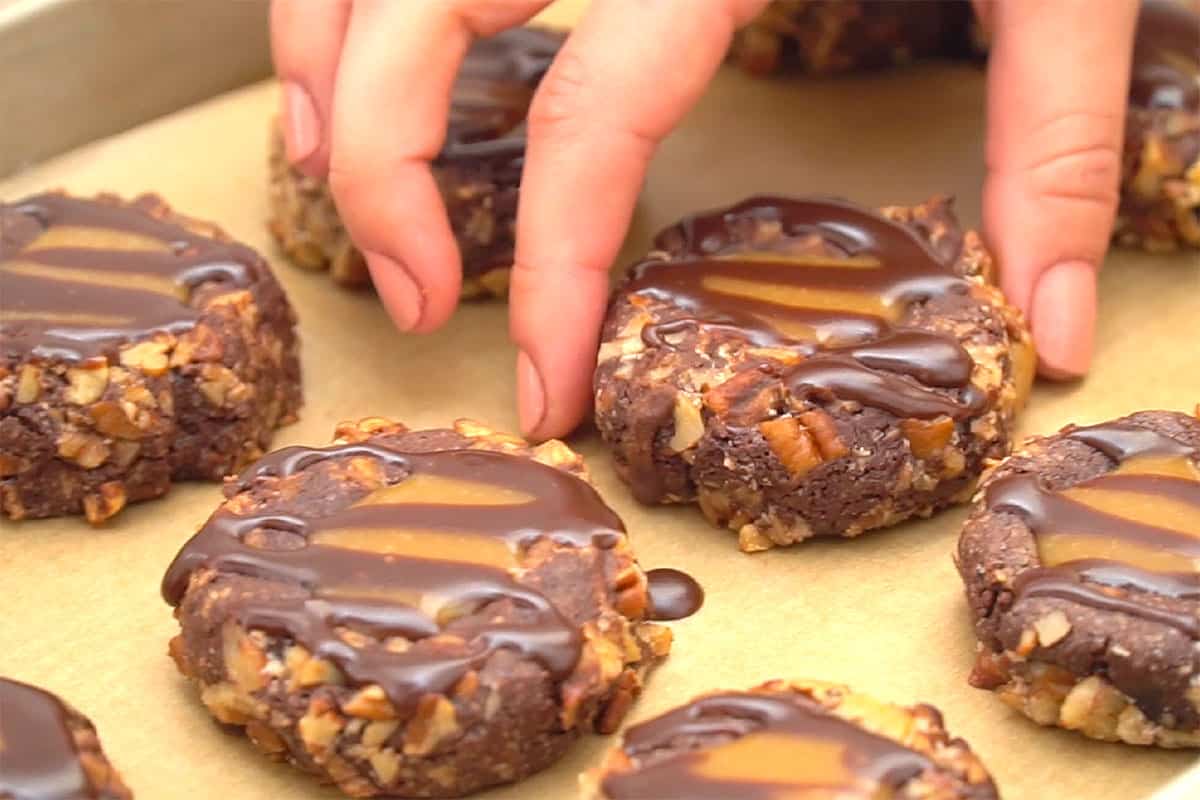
[986,422,1200,638]
[601,692,932,799]
[0,678,90,800]
[645,568,704,621]
[1130,0,1200,112]
[626,197,983,420]
[438,28,562,164]
[0,194,258,362]
[162,443,631,715]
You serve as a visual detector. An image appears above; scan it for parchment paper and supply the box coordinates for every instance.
[1,29,1198,800]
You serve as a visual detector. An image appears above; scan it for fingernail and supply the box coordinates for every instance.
[517,350,547,436]
[281,81,320,165]
[1031,260,1096,380]
[365,251,422,331]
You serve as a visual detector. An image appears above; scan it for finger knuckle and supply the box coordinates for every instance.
[1022,113,1122,210]
[526,50,593,140]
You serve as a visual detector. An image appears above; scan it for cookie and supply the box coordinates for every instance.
[957,410,1200,747]
[0,193,301,523]
[729,0,977,76]
[162,418,679,797]
[582,680,998,800]
[1115,0,1200,251]
[268,27,564,295]
[0,677,132,799]
[594,196,1033,551]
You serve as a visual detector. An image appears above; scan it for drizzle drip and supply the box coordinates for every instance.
[986,422,1200,639]
[625,197,984,421]
[0,194,258,362]
[645,568,704,621]
[1130,0,1200,112]
[162,443,631,715]
[601,692,932,799]
[0,678,91,800]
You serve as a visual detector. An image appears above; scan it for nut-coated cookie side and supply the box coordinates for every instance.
[582,679,998,800]
[163,418,671,798]
[957,409,1200,747]
[0,193,301,523]
[595,196,1032,551]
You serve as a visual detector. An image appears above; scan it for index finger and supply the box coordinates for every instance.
[328,0,547,332]
[510,0,769,439]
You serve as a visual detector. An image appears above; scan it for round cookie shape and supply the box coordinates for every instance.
[1116,0,1200,251]
[582,680,998,800]
[594,195,1032,551]
[268,26,564,294]
[0,677,132,799]
[729,0,978,75]
[0,193,301,523]
[957,409,1200,747]
[162,418,673,798]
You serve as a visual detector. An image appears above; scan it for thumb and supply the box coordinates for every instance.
[982,0,1137,379]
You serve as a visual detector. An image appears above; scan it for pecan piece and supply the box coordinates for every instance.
[901,416,955,459]
[758,416,822,477]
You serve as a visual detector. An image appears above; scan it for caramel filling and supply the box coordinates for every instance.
[686,733,868,799]
[1,260,186,300]
[1036,454,1200,575]
[349,472,536,507]
[23,224,174,253]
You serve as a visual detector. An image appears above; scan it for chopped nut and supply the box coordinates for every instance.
[57,431,110,469]
[668,394,705,453]
[223,624,268,692]
[361,720,400,749]
[798,409,847,459]
[343,685,398,720]
[738,523,774,553]
[64,363,110,405]
[704,368,776,423]
[88,401,146,440]
[296,656,344,687]
[367,749,401,787]
[299,705,344,758]
[402,694,459,756]
[901,416,955,459]
[15,364,41,403]
[119,340,170,375]
[759,416,822,477]
[1033,610,1072,647]
[82,482,126,524]
[110,440,141,468]
[245,721,287,756]
[0,453,25,477]
[1016,628,1038,657]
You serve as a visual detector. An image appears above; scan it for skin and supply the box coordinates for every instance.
[272,0,1139,440]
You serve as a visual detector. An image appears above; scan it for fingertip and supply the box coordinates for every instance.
[1030,260,1097,380]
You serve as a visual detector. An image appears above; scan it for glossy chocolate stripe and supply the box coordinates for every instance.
[163,444,658,715]
[603,693,931,799]
[628,197,981,420]
[0,678,90,800]
[988,421,1200,635]
[1,194,257,361]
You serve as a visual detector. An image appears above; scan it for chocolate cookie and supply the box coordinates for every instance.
[0,677,132,799]
[162,418,677,797]
[729,0,978,76]
[268,27,563,295]
[957,410,1200,747]
[1115,0,1200,251]
[594,196,1033,551]
[0,193,301,523]
[582,680,998,800]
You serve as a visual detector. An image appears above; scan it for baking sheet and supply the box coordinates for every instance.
[2,29,1199,800]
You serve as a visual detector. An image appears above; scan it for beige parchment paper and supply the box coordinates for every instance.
[1,28,1198,800]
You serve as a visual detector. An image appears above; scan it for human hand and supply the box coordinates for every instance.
[272,0,1138,441]
[976,0,1137,379]
[270,0,769,439]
